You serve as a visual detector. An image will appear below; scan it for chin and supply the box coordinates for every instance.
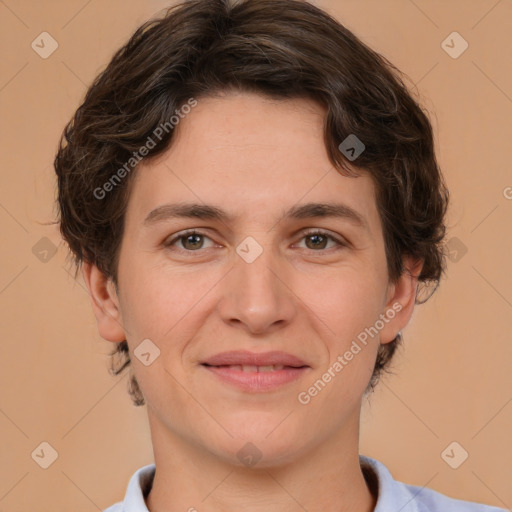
[211,411,309,469]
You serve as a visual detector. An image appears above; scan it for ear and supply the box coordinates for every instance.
[379,256,423,344]
[82,261,126,343]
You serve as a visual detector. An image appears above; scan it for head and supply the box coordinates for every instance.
[54,0,448,464]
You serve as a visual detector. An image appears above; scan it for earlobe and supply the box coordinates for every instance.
[82,261,127,343]
[379,257,423,344]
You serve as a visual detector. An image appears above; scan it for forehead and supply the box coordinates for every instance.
[126,92,380,232]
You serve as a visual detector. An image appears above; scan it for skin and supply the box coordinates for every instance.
[83,92,422,512]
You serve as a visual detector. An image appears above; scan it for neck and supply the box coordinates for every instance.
[145,407,376,512]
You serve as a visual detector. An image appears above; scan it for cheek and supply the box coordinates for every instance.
[300,275,383,405]
[298,268,386,398]
[117,257,222,343]
[306,266,386,343]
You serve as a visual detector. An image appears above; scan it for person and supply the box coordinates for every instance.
[53,0,507,510]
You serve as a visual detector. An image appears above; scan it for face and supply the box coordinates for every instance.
[85,91,419,467]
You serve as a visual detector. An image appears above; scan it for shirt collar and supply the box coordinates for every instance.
[360,455,421,512]
[122,462,154,512]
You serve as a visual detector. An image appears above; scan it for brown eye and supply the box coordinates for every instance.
[164,230,215,252]
[297,230,345,251]
[305,233,329,250]
[181,233,204,250]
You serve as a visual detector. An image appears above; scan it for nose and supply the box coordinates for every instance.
[217,241,297,335]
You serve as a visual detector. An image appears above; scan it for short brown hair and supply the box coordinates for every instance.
[54,0,449,406]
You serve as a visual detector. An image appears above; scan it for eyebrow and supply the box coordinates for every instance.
[143,201,368,229]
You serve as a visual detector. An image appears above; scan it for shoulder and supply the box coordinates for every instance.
[399,480,507,512]
[360,455,507,512]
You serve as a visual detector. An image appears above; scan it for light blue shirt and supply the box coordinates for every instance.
[103,455,507,511]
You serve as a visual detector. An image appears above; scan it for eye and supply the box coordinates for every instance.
[295,229,346,251]
[164,230,216,252]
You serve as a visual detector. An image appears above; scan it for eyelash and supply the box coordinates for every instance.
[163,228,347,255]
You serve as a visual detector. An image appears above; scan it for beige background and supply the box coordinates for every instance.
[0,0,511,510]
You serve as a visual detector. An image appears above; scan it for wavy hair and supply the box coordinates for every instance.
[54,0,449,406]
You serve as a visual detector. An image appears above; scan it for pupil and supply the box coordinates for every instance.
[185,234,202,249]
[307,234,326,249]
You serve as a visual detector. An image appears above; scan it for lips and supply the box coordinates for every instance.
[201,350,308,368]
[200,350,310,392]
[214,364,285,372]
